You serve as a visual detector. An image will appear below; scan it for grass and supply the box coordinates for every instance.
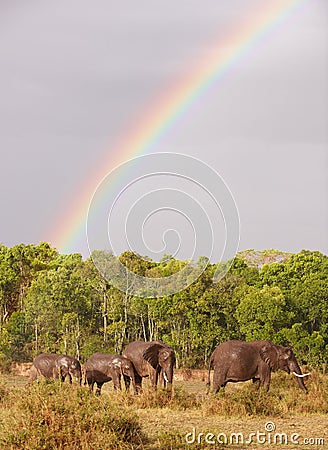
[0,371,327,449]
[0,380,143,449]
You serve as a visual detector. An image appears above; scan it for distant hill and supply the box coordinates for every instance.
[237,249,291,268]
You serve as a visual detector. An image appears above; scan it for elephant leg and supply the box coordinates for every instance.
[113,374,122,391]
[259,366,271,391]
[85,373,94,390]
[212,369,226,394]
[260,379,270,392]
[135,373,143,393]
[64,373,72,384]
[149,368,158,389]
[26,366,38,386]
[156,366,163,388]
[123,375,131,392]
[252,377,261,390]
[96,382,103,396]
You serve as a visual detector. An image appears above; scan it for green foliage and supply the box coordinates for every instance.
[0,245,327,368]
[282,324,328,366]
[24,255,99,355]
[0,328,11,372]
[235,285,293,341]
[4,311,31,361]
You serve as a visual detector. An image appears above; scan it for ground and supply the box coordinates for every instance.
[1,370,327,449]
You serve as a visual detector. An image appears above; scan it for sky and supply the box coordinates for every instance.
[0,0,327,262]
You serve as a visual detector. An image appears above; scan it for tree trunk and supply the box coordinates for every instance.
[75,318,80,360]
[103,291,107,343]
[35,321,38,352]
[141,315,147,341]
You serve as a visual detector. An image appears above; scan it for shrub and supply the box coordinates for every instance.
[116,386,200,411]
[202,372,328,417]
[0,381,143,449]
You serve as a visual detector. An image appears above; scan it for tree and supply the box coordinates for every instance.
[235,285,293,341]
[0,245,19,326]
[24,254,96,355]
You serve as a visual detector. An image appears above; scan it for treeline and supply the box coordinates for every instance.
[0,243,327,369]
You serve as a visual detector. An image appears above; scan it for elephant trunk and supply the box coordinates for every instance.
[71,369,82,384]
[163,366,174,387]
[130,370,138,395]
[290,359,308,393]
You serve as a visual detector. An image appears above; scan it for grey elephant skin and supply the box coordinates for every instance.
[123,341,176,391]
[207,340,309,393]
[28,353,82,385]
[84,353,137,395]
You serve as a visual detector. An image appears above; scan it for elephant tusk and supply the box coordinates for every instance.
[163,372,169,383]
[292,371,311,378]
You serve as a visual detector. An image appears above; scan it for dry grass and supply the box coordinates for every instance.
[0,371,327,449]
[0,380,143,449]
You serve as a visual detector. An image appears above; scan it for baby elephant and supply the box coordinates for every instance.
[28,353,82,385]
[84,353,137,395]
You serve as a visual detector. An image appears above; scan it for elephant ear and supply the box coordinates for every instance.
[56,360,68,370]
[259,343,279,371]
[284,347,294,358]
[110,358,122,371]
[143,343,164,369]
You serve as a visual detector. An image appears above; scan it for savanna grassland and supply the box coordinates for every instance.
[1,246,328,448]
[0,370,327,449]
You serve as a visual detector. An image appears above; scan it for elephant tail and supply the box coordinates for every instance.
[83,367,90,386]
[206,354,214,393]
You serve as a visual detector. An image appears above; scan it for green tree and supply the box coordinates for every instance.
[236,285,293,341]
[24,254,96,356]
[0,245,19,326]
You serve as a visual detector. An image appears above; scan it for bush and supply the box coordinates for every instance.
[203,372,328,417]
[116,386,200,411]
[0,381,143,449]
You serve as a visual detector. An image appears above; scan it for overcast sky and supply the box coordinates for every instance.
[0,0,327,261]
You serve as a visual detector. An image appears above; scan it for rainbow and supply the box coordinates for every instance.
[49,0,308,255]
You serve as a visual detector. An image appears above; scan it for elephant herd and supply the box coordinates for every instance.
[27,340,176,395]
[27,339,310,395]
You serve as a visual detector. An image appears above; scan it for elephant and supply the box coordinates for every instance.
[84,353,137,395]
[27,353,82,385]
[207,340,310,393]
[123,340,176,391]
